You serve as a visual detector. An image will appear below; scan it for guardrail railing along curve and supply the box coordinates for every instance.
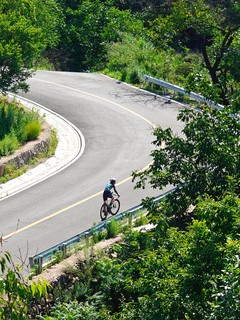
[142,74,224,111]
[29,188,176,274]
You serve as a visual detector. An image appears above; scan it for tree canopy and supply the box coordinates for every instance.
[1,0,240,108]
[149,0,240,105]
[133,106,240,217]
[47,0,143,71]
[0,0,61,93]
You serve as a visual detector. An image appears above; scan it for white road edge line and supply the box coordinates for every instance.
[0,94,85,201]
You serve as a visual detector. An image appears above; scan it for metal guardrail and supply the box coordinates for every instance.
[143,75,240,122]
[142,75,224,111]
[29,188,175,274]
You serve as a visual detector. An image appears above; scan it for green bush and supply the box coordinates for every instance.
[41,301,98,320]
[25,121,41,141]
[106,219,119,239]
[104,32,202,90]
[135,212,149,227]
[0,98,42,156]
[0,104,15,140]
[0,134,19,156]
[36,56,55,71]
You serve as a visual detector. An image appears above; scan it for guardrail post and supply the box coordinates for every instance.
[62,243,67,259]
[84,231,90,239]
[128,212,133,227]
[29,256,34,269]
[38,255,43,274]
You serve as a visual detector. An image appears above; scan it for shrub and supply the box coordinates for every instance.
[0,104,14,140]
[25,121,41,141]
[0,134,19,156]
[0,98,42,156]
[106,219,119,239]
[104,32,204,91]
[42,301,98,320]
[135,212,149,227]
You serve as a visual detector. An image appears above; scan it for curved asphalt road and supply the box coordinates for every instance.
[1,71,184,271]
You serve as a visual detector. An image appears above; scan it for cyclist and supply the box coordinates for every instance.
[103,178,120,210]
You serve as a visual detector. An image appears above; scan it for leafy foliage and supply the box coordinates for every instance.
[0,0,62,93]
[149,0,240,105]
[106,219,120,239]
[0,252,50,320]
[133,106,240,216]
[25,121,41,141]
[0,134,19,157]
[0,98,41,156]
[41,301,98,320]
[47,0,143,71]
[41,194,240,319]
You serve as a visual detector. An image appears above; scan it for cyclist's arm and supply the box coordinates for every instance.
[113,185,120,197]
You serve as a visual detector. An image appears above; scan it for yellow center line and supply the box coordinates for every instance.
[3,190,102,240]
[3,164,152,240]
[3,79,156,240]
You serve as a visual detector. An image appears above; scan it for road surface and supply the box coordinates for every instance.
[1,71,184,272]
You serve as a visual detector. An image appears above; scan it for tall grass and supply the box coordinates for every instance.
[0,98,42,156]
[103,33,205,90]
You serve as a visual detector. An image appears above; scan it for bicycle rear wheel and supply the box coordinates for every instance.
[110,199,120,215]
[100,204,107,221]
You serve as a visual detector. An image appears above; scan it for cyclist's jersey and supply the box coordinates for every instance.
[103,182,119,201]
[104,182,113,192]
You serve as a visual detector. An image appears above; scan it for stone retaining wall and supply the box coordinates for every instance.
[0,123,51,177]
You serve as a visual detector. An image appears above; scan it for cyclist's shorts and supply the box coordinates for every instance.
[103,190,112,201]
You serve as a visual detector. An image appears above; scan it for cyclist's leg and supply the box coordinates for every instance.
[110,194,115,206]
[103,190,112,210]
[103,191,108,211]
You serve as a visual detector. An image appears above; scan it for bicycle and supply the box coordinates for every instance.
[100,193,120,221]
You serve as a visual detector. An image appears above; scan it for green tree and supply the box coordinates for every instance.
[0,252,50,319]
[208,240,240,319]
[0,0,62,93]
[179,194,240,319]
[150,0,240,106]
[48,0,143,71]
[94,194,240,319]
[133,106,240,217]
[38,193,239,319]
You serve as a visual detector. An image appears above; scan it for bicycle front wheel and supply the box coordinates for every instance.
[100,204,107,221]
[110,199,120,215]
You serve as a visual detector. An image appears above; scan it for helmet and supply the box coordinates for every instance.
[110,178,116,184]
